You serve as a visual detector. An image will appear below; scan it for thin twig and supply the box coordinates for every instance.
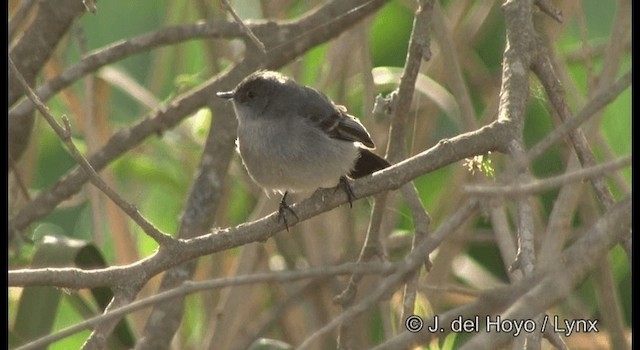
[385,0,431,163]
[15,262,395,350]
[335,1,433,346]
[220,0,266,53]
[432,0,477,129]
[526,70,631,164]
[386,0,434,337]
[9,154,31,201]
[334,192,388,305]
[8,0,36,40]
[334,191,389,349]
[460,196,631,350]
[9,21,242,119]
[508,142,536,277]
[299,199,479,350]
[399,182,431,324]
[465,156,631,197]
[534,0,563,23]
[371,196,630,350]
[9,57,174,246]
[496,2,541,346]
[532,38,631,262]
[537,156,584,267]
[81,287,136,350]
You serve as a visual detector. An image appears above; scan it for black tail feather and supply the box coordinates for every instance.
[349,148,390,179]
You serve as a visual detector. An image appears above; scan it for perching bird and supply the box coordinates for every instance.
[217,70,389,230]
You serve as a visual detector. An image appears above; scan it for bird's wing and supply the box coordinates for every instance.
[304,87,375,148]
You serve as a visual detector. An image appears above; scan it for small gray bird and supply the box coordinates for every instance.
[217,70,389,230]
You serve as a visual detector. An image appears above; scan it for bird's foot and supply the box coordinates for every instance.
[277,192,299,232]
[336,176,356,208]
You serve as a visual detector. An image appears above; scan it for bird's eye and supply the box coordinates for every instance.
[247,90,256,99]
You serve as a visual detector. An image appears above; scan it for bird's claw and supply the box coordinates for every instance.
[278,192,299,232]
[336,176,356,208]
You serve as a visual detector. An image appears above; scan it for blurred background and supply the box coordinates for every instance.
[9,0,630,349]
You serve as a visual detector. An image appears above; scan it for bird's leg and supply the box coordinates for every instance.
[278,191,298,232]
[336,176,356,208]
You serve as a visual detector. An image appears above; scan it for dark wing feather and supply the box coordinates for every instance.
[303,87,375,148]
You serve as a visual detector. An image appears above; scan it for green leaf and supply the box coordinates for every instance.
[10,236,135,348]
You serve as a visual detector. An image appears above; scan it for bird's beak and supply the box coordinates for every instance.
[216,91,235,99]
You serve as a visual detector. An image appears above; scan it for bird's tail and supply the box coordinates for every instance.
[349,149,390,179]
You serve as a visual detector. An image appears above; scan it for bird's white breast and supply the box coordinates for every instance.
[236,117,359,193]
